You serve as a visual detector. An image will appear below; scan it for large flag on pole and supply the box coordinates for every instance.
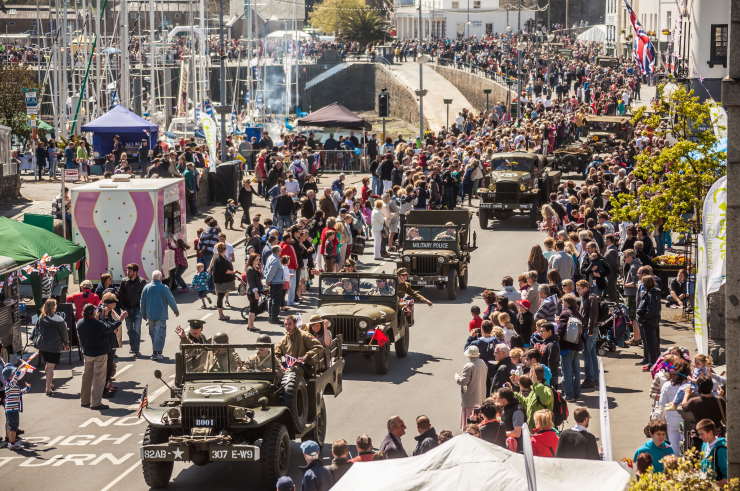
[623,0,656,75]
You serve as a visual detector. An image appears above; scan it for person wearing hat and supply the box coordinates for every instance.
[244,334,283,375]
[304,314,332,348]
[99,292,127,397]
[175,320,210,372]
[434,221,458,241]
[396,268,433,307]
[300,440,332,491]
[455,345,488,430]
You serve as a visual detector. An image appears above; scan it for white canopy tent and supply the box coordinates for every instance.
[577,24,608,44]
[332,434,631,491]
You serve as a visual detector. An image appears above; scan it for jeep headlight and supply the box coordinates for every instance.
[489,182,497,191]
[233,407,247,421]
[403,255,411,263]
[358,320,368,329]
[437,256,445,263]
[520,183,527,192]
[167,407,181,420]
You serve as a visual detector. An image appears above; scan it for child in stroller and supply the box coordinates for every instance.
[595,301,630,356]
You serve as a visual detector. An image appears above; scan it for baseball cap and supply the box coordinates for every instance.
[300,440,320,456]
[515,299,531,310]
[276,476,294,491]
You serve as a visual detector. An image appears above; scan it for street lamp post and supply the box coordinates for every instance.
[505,78,513,116]
[417,0,427,147]
[443,98,453,129]
[483,88,492,112]
[218,0,227,162]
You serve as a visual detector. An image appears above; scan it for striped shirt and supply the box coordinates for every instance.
[4,380,28,412]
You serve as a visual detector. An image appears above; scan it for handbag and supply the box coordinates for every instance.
[30,318,42,347]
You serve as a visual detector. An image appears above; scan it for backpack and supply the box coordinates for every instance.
[551,389,569,427]
[563,315,583,345]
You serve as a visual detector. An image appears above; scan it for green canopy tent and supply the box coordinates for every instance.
[0,217,86,307]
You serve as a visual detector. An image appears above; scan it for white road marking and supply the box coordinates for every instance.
[115,364,133,377]
[200,312,213,321]
[100,460,141,491]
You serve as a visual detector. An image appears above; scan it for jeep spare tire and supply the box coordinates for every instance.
[280,369,309,431]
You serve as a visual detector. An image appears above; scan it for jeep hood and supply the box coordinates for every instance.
[181,380,271,405]
[317,304,395,321]
[402,249,457,257]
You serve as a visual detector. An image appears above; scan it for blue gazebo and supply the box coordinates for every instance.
[81,105,158,158]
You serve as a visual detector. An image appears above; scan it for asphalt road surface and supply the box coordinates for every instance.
[1,209,595,491]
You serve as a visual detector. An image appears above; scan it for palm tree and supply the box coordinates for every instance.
[337,9,389,48]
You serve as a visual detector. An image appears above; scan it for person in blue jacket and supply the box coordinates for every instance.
[633,420,674,473]
[697,418,728,485]
[140,270,179,361]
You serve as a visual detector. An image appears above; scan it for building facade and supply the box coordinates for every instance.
[393,0,535,40]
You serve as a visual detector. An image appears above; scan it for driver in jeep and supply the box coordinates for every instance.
[434,222,457,241]
[324,278,358,296]
[406,227,421,241]
[370,278,395,296]
[275,315,324,369]
[205,332,246,372]
[244,334,284,375]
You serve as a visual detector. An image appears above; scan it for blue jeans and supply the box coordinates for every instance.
[147,320,167,353]
[371,175,382,195]
[125,308,142,354]
[560,350,581,399]
[277,214,293,231]
[582,332,598,382]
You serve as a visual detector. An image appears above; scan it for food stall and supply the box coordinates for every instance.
[71,175,186,281]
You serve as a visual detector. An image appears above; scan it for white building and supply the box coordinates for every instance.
[687,0,727,100]
[393,0,536,40]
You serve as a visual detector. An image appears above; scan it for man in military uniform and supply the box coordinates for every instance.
[370,278,395,296]
[324,278,358,296]
[396,268,433,306]
[206,332,245,372]
[275,315,323,367]
[176,320,210,372]
[433,222,457,241]
[244,334,284,376]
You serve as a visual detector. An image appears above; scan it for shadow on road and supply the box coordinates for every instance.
[342,351,450,384]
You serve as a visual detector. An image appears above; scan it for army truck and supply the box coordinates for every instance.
[139,342,344,488]
[313,272,412,375]
[582,115,632,152]
[477,152,561,229]
[397,210,477,300]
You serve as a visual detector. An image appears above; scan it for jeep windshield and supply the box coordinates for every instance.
[490,157,536,172]
[404,225,458,249]
[182,345,276,374]
[320,276,397,299]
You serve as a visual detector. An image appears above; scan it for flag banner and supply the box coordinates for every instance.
[137,386,149,418]
[702,175,727,295]
[623,0,656,75]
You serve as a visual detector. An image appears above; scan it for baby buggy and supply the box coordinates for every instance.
[236,274,268,321]
[595,301,630,356]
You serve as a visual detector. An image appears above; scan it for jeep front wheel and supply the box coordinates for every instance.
[141,427,174,489]
[374,342,390,374]
[261,423,291,488]
[459,267,468,290]
[395,326,409,358]
[529,202,540,228]
[447,269,458,300]
[478,209,489,229]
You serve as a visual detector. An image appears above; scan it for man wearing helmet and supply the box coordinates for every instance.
[206,332,246,372]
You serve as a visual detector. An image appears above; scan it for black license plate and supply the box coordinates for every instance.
[210,445,260,461]
[141,445,189,461]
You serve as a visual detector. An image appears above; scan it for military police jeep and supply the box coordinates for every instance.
[477,152,561,229]
[313,272,411,375]
[139,342,344,488]
[397,210,477,300]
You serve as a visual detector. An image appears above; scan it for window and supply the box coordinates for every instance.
[473,0,481,7]
[451,1,459,8]
[710,24,728,67]
[486,23,493,35]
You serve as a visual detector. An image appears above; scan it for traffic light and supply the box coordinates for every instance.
[378,89,389,118]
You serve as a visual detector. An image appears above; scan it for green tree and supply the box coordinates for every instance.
[309,0,366,34]
[0,65,38,141]
[609,84,726,233]
[337,8,389,48]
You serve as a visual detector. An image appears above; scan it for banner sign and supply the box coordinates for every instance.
[702,175,727,294]
[23,88,39,114]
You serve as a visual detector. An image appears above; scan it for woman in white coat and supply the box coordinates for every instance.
[371,199,386,260]
[455,345,488,430]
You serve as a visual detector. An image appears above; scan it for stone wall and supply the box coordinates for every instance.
[429,64,514,114]
[0,175,21,202]
[373,64,429,133]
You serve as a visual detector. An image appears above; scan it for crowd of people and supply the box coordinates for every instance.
[1,25,727,488]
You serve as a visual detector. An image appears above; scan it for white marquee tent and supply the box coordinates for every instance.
[332,434,631,491]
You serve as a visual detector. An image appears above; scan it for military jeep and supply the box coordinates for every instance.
[581,115,632,152]
[477,152,561,229]
[397,210,476,301]
[313,272,411,375]
[139,342,344,488]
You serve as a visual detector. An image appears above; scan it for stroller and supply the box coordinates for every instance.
[237,274,268,321]
[595,301,630,356]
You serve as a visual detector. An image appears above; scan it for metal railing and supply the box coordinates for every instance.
[316,150,365,174]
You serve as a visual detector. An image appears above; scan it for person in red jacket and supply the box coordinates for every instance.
[66,280,100,320]
[280,234,299,307]
[530,409,559,457]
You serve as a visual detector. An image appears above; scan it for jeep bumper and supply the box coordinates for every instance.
[409,275,447,286]
[141,442,260,462]
[479,202,533,210]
